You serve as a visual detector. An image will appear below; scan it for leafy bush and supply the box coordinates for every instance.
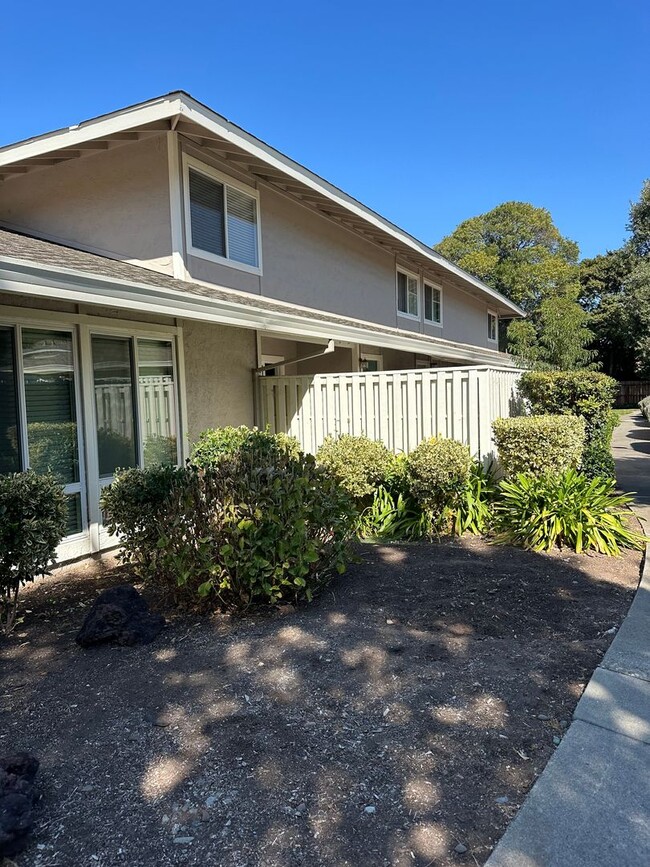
[0,471,67,632]
[519,370,618,419]
[102,448,357,610]
[453,460,499,536]
[357,485,429,541]
[492,415,585,477]
[192,426,301,466]
[519,370,618,479]
[406,437,472,519]
[640,395,650,421]
[316,435,397,503]
[494,469,647,554]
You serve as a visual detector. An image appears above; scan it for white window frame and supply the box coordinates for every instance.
[360,352,383,372]
[423,281,443,327]
[182,153,263,276]
[396,268,420,320]
[487,309,498,343]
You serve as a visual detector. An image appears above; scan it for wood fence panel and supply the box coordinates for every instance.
[258,365,523,460]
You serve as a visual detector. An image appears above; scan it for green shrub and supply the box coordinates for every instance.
[453,460,499,536]
[492,415,585,477]
[102,449,357,610]
[406,437,472,519]
[316,435,397,502]
[494,469,647,555]
[357,485,429,541]
[192,426,301,467]
[519,370,618,479]
[0,471,67,632]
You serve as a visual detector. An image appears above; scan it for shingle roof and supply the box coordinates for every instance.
[0,227,513,362]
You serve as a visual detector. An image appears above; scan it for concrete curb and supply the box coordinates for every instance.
[486,541,650,865]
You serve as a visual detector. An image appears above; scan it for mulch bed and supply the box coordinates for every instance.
[0,538,642,867]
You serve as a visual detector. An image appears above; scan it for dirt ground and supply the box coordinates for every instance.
[0,538,642,867]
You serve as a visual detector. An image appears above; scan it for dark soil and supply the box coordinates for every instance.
[0,539,642,867]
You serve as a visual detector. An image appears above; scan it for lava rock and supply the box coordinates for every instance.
[76,585,165,647]
[0,752,39,858]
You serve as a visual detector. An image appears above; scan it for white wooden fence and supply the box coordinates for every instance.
[258,365,523,460]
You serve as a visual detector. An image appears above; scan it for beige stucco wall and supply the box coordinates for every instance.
[177,146,498,350]
[182,319,256,444]
[0,135,173,273]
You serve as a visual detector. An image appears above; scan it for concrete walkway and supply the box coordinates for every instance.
[487,411,650,867]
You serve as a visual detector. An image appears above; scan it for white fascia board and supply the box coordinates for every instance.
[0,96,184,166]
[0,92,523,318]
[0,257,515,366]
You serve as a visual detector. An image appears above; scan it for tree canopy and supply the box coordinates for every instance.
[436,183,650,377]
[435,201,594,369]
[435,201,580,313]
[579,180,650,378]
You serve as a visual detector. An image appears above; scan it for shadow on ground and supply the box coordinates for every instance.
[0,538,641,867]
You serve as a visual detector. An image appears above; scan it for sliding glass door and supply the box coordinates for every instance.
[89,332,180,547]
[0,316,182,557]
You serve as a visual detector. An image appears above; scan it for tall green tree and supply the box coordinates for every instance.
[579,180,650,378]
[628,179,650,258]
[435,201,580,313]
[436,201,595,369]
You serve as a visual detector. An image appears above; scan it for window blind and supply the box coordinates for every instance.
[189,169,226,257]
[227,186,258,266]
[0,328,20,475]
[397,272,408,313]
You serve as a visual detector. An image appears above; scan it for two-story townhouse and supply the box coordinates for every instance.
[0,91,523,558]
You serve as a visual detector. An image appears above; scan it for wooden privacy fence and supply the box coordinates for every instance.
[258,365,523,460]
[615,381,650,408]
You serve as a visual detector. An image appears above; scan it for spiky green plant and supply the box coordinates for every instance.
[357,486,430,541]
[494,469,647,555]
[453,460,498,536]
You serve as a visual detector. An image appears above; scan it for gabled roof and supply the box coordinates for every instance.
[0,227,517,367]
[0,91,524,318]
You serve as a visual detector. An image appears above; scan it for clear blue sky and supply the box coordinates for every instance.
[2,0,648,259]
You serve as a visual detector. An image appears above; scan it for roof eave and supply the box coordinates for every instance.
[0,255,518,367]
[0,92,524,318]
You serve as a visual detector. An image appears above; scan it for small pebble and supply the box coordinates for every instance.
[537,713,551,721]
[173,836,194,845]
[454,842,468,854]
[553,736,561,746]
[495,796,509,804]
[364,805,376,814]
[205,795,217,807]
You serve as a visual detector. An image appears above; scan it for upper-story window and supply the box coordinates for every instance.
[487,310,498,342]
[183,156,261,273]
[396,269,419,318]
[424,282,442,325]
